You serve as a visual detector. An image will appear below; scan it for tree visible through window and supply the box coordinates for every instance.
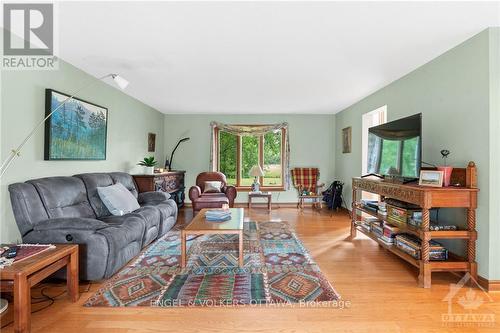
[215,127,285,189]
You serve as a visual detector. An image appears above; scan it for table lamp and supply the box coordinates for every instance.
[249,165,265,192]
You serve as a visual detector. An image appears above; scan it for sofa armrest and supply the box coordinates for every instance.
[224,186,237,207]
[138,191,170,204]
[189,186,202,201]
[34,218,108,231]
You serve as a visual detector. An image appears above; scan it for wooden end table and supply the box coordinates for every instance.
[248,192,272,212]
[0,244,79,333]
[181,208,244,268]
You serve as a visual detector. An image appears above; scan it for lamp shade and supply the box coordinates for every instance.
[249,165,265,177]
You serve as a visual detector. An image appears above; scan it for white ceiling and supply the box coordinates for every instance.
[57,1,499,114]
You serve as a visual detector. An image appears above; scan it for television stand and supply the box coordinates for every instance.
[361,173,384,179]
[351,161,478,288]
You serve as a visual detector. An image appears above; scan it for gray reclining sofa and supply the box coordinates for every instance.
[8,172,178,280]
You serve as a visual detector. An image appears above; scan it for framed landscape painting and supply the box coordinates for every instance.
[44,89,108,160]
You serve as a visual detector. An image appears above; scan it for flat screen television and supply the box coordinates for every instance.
[366,113,422,179]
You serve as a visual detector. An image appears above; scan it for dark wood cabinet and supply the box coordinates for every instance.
[133,171,186,207]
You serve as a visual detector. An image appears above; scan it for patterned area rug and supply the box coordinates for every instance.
[84,221,339,307]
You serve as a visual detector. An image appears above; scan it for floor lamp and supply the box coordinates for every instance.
[0,73,129,314]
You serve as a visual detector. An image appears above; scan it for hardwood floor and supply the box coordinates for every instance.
[2,207,499,332]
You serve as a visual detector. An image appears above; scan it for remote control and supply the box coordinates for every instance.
[3,246,18,259]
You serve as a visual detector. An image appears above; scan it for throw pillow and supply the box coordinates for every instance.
[203,181,222,193]
[97,183,140,216]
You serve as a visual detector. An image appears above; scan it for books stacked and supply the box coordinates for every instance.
[205,210,232,222]
[378,202,387,216]
[360,217,380,233]
[395,234,448,261]
[371,223,384,238]
[361,199,379,213]
[379,224,401,245]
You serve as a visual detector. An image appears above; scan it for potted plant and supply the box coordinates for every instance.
[437,149,453,186]
[138,156,157,175]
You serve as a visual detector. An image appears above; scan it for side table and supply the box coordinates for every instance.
[248,192,272,212]
[0,244,79,333]
[298,194,323,210]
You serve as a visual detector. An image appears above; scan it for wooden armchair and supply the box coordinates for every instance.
[290,168,324,210]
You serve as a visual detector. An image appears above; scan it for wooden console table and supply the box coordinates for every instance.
[351,162,478,288]
[133,171,185,207]
[0,244,79,333]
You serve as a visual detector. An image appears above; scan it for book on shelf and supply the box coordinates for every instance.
[371,224,384,237]
[378,235,395,245]
[394,233,448,261]
[360,222,371,232]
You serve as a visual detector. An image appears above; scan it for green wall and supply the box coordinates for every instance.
[163,114,335,204]
[1,61,165,243]
[488,28,500,279]
[334,28,498,280]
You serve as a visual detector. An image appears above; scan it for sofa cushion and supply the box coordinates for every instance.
[34,218,107,231]
[28,177,95,219]
[100,206,160,246]
[95,218,144,278]
[97,183,140,216]
[141,199,178,236]
[8,182,50,236]
[133,206,160,245]
[75,173,115,217]
[138,191,170,204]
[109,172,139,198]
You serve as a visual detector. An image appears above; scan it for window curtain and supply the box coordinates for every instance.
[209,122,291,189]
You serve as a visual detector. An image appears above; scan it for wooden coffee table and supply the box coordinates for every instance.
[181,208,244,268]
[0,244,79,333]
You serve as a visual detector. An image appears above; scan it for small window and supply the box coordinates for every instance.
[362,106,387,200]
[362,106,387,174]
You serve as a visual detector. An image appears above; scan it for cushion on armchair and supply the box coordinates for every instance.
[203,181,222,193]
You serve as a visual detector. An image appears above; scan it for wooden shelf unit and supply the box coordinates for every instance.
[350,162,478,288]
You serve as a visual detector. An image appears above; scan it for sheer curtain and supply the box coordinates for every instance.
[209,122,291,189]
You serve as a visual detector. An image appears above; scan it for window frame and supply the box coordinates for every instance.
[214,125,286,191]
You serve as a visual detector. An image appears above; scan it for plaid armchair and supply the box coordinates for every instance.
[291,168,324,209]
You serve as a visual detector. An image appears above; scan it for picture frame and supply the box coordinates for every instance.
[148,133,156,152]
[418,170,444,187]
[342,126,352,153]
[44,89,108,160]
